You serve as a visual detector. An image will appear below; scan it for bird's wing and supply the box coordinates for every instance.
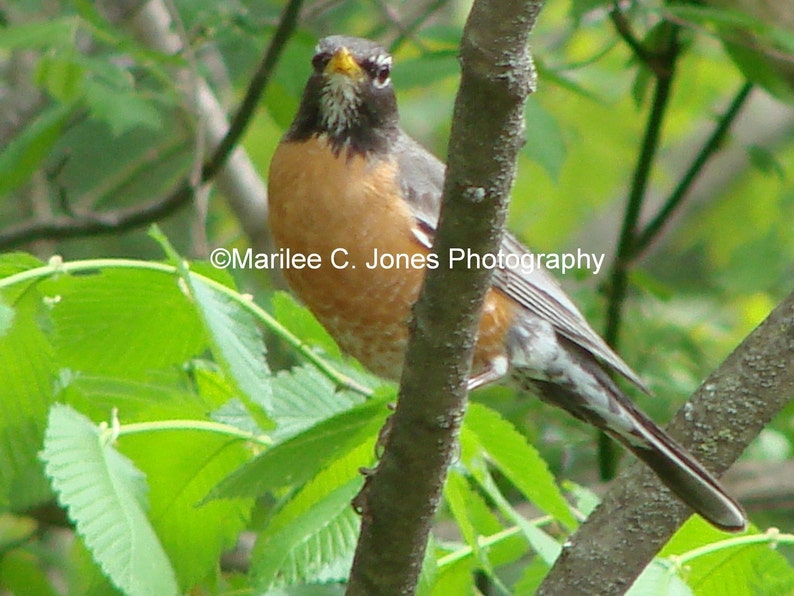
[393,130,649,392]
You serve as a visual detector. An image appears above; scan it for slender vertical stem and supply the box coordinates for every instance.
[599,25,680,480]
[634,81,754,254]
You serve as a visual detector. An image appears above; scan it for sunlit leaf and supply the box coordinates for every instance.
[41,404,178,596]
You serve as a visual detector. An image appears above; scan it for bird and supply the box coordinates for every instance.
[266,35,747,532]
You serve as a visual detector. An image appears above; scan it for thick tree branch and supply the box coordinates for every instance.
[0,0,302,252]
[538,289,794,595]
[345,1,543,594]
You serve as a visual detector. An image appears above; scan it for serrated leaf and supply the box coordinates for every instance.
[40,404,178,596]
[207,398,388,500]
[252,478,361,591]
[189,277,273,415]
[57,372,204,424]
[120,430,252,587]
[270,364,364,440]
[462,403,576,529]
[662,519,794,595]
[44,269,207,378]
[252,440,372,589]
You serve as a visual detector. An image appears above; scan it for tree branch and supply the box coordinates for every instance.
[538,289,794,595]
[345,1,543,593]
[634,81,754,254]
[599,23,680,480]
[609,2,659,74]
[0,0,303,252]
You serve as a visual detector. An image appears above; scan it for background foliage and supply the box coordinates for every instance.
[1,0,793,593]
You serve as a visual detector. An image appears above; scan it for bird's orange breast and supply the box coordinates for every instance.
[268,135,515,380]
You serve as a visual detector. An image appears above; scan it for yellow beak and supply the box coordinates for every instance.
[325,47,364,79]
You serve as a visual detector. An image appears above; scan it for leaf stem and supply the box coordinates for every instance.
[114,418,272,446]
[436,516,554,569]
[0,257,372,396]
[672,528,794,568]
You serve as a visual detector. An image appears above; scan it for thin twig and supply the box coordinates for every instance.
[203,0,303,181]
[390,0,448,52]
[603,24,680,350]
[634,81,754,254]
[609,2,657,72]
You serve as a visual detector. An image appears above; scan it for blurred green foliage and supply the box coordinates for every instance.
[1,0,793,593]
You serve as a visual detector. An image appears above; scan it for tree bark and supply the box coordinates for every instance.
[346,0,544,593]
[538,290,794,595]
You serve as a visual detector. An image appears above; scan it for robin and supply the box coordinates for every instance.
[267,35,746,531]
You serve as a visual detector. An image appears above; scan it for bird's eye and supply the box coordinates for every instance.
[366,55,392,89]
[312,52,330,72]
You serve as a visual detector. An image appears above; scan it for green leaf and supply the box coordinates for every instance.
[724,42,794,102]
[189,277,274,415]
[43,268,207,378]
[40,404,178,596]
[0,103,75,200]
[746,144,786,180]
[270,364,365,440]
[0,295,14,338]
[0,253,44,278]
[0,286,56,509]
[513,558,553,595]
[35,51,86,102]
[0,548,58,596]
[471,465,562,567]
[252,442,370,589]
[207,397,387,500]
[57,372,210,427]
[271,291,342,360]
[395,50,460,90]
[120,430,252,588]
[627,559,694,596]
[84,80,163,136]
[0,18,77,49]
[252,479,362,591]
[462,403,576,529]
[523,97,567,181]
[661,519,794,595]
[443,471,512,593]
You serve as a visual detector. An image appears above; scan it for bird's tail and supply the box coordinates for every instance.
[515,344,746,532]
[604,392,746,532]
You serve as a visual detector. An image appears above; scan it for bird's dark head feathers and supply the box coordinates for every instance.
[286,35,400,156]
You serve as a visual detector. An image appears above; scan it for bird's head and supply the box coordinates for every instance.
[287,36,400,155]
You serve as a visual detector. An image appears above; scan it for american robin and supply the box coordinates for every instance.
[267,35,746,531]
